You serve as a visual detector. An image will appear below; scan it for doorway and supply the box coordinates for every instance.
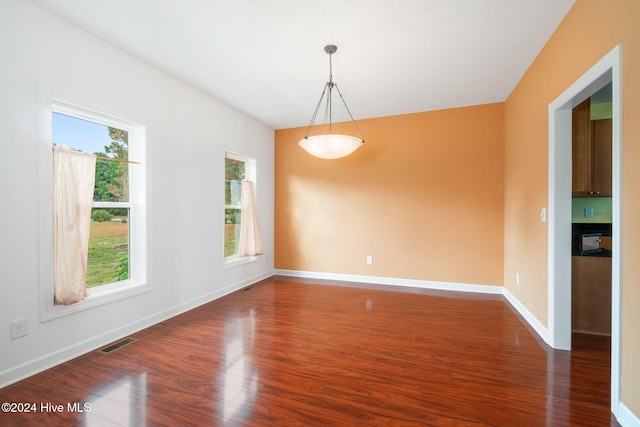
[548,45,621,415]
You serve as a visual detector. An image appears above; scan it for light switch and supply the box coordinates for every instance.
[585,208,594,218]
[540,208,547,222]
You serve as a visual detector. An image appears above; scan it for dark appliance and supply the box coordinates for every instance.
[572,223,612,257]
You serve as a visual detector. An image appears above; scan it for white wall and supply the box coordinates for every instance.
[0,0,274,386]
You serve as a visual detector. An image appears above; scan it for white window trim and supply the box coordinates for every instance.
[39,98,149,321]
[223,151,258,268]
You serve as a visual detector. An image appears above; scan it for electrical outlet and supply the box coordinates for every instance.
[10,318,28,340]
[366,256,373,265]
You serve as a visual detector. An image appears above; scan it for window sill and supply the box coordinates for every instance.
[41,280,151,322]
[222,255,259,270]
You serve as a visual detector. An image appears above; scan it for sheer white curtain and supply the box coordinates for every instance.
[52,145,96,305]
[238,180,263,257]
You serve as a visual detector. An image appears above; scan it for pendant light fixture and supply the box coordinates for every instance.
[298,44,364,159]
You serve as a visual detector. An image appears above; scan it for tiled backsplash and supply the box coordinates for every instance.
[572,197,612,223]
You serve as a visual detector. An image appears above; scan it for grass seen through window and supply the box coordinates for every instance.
[53,112,131,288]
[86,212,129,287]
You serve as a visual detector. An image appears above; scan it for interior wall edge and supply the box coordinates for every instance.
[274,269,503,294]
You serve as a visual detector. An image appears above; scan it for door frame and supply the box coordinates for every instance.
[547,44,622,414]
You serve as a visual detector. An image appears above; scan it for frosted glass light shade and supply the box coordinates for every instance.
[298,134,363,159]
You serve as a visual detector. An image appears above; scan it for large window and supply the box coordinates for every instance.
[224,152,255,262]
[43,100,147,317]
[53,112,131,289]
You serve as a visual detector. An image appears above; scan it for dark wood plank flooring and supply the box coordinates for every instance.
[0,276,619,426]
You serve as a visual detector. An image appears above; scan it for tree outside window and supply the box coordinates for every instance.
[52,112,130,288]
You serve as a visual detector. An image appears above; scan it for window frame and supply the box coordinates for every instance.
[40,99,149,321]
[223,151,257,268]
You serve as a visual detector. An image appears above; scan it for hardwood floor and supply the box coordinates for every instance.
[0,276,619,426]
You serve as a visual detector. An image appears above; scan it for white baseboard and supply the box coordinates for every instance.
[502,287,550,345]
[618,402,640,427]
[274,269,503,294]
[7,268,636,427]
[276,269,550,343]
[277,270,640,426]
[0,270,273,388]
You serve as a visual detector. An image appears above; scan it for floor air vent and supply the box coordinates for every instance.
[99,337,137,354]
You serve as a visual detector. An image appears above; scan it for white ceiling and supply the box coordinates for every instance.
[30,0,575,130]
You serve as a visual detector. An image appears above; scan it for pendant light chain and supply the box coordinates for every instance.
[334,82,363,141]
[326,51,333,133]
[300,45,364,149]
[328,51,333,84]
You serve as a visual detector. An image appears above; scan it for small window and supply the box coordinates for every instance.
[224,152,255,262]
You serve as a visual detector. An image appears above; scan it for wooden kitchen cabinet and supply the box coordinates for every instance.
[591,119,612,196]
[571,256,611,335]
[572,99,612,197]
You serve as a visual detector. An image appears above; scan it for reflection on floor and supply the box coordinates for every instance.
[0,276,619,426]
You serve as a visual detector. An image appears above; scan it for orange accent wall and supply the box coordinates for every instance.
[504,0,640,415]
[275,103,504,286]
[276,0,640,416]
